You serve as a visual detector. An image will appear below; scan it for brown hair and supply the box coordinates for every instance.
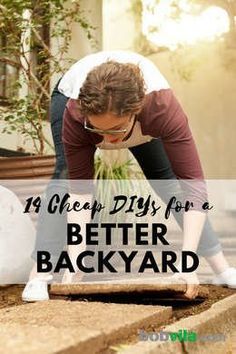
[78,61,146,116]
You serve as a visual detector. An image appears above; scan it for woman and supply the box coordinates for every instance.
[22,50,236,302]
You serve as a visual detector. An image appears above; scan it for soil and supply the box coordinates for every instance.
[0,284,235,353]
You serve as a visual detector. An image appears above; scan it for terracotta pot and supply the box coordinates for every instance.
[0,155,55,179]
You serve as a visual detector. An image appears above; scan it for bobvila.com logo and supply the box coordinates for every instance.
[139,329,197,342]
[139,329,226,342]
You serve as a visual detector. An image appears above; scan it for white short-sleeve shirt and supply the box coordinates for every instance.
[58,50,169,99]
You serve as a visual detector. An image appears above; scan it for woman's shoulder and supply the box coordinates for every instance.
[138,89,183,136]
[65,99,84,123]
[140,89,175,117]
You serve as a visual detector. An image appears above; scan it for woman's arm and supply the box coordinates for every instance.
[62,105,96,180]
[61,104,96,281]
[144,89,208,297]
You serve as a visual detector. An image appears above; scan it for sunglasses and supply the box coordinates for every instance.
[84,115,134,135]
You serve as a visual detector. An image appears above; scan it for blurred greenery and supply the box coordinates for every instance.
[131,0,236,80]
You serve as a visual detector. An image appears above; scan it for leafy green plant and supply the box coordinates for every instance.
[94,156,136,217]
[94,155,135,180]
[93,155,150,249]
[94,155,146,213]
[0,0,95,154]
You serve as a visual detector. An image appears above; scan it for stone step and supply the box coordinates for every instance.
[0,300,172,354]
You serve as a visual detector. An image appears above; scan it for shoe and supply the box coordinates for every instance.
[212,267,236,288]
[22,275,53,302]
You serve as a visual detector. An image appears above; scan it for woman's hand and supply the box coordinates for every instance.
[62,269,83,283]
[171,271,199,299]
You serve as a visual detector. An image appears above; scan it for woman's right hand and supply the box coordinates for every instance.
[171,271,199,299]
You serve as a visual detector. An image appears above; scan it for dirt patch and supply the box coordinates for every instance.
[171,285,236,321]
[0,285,24,309]
[0,284,235,316]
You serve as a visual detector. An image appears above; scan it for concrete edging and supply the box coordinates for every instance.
[121,293,236,354]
